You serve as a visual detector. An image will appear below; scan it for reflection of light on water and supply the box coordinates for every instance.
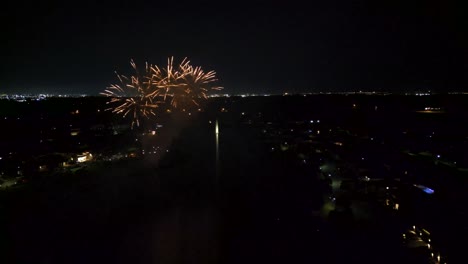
[215,119,220,181]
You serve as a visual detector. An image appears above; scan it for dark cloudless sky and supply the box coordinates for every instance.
[1,0,466,94]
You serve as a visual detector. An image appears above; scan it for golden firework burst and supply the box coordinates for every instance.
[100,60,161,128]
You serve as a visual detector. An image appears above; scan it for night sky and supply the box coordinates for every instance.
[1,0,466,94]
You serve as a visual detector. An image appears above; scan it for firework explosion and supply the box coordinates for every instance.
[147,57,191,105]
[102,57,222,127]
[175,64,223,108]
[149,57,223,108]
[100,60,161,128]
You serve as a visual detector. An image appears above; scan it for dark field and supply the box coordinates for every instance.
[1,95,467,263]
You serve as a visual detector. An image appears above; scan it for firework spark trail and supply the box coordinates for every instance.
[175,64,223,107]
[100,59,161,128]
[145,57,191,108]
[148,57,223,108]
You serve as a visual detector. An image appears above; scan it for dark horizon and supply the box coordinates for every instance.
[1,0,467,94]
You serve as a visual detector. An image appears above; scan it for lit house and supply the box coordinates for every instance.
[76,152,93,163]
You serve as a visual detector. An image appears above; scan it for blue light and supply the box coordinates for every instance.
[414,184,434,194]
[423,187,435,194]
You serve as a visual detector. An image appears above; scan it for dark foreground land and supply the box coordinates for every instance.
[1,95,468,263]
